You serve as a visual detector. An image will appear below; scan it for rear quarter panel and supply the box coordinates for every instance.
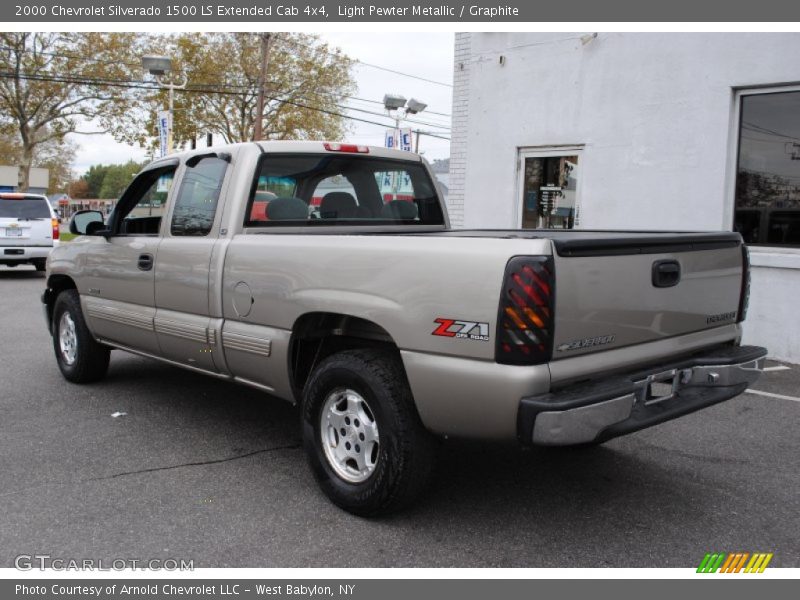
[220,233,553,360]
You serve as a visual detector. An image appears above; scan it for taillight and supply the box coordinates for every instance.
[496,256,555,365]
[737,244,750,323]
[323,142,369,153]
[51,218,59,240]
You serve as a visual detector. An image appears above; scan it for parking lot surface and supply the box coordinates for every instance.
[1,265,798,568]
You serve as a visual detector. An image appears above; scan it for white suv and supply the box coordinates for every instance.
[0,193,59,272]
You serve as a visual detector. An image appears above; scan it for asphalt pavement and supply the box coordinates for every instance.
[1,265,798,568]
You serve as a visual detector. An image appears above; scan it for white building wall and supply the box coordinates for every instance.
[0,166,19,188]
[450,32,800,362]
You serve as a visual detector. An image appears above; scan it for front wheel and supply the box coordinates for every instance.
[302,349,437,516]
[52,290,110,383]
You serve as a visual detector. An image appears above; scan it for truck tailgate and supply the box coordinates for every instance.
[548,232,745,359]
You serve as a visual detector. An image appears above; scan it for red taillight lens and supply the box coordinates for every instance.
[737,244,750,323]
[323,142,369,153]
[51,218,59,240]
[496,256,555,365]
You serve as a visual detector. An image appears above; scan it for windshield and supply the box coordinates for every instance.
[0,197,51,219]
[246,154,444,226]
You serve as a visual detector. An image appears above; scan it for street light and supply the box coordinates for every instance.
[382,93,427,152]
[142,55,187,155]
[405,98,427,114]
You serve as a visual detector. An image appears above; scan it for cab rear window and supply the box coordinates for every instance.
[0,197,51,219]
[245,154,444,226]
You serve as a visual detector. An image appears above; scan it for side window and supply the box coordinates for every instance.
[116,169,175,236]
[734,90,800,247]
[171,157,228,236]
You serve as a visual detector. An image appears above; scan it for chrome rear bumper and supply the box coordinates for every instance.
[518,345,767,446]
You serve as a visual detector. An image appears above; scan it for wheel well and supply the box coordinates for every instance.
[289,312,400,399]
[43,275,77,333]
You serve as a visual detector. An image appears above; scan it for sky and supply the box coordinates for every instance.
[67,32,454,175]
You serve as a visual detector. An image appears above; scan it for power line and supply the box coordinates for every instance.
[353,60,453,88]
[742,121,800,143]
[278,36,454,88]
[0,38,454,116]
[0,67,451,131]
[0,70,451,141]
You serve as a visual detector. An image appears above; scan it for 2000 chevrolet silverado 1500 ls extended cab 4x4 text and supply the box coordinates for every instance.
[42,141,767,515]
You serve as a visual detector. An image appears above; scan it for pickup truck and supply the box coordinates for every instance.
[42,141,767,515]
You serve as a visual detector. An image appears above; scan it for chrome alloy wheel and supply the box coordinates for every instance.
[58,311,78,366]
[320,388,380,483]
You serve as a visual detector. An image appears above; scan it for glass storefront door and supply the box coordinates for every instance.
[519,150,580,230]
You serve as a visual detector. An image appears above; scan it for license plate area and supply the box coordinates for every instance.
[642,369,678,405]
[5,228,22,237]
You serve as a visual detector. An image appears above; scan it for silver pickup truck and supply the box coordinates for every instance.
[43,141,767,515]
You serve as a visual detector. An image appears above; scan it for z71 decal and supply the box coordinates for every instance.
[432,318,490,341]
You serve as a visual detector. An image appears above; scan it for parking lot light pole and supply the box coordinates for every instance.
[382,94,428,153]
[142,55,187,154]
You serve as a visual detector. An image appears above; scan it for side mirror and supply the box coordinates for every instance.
[69,210,106,236]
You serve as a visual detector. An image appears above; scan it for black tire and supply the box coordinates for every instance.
[302,348,437,516]
[52,290,110,383]
[33,259,46,272]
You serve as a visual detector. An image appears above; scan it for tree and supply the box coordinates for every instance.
[76,160,144,200]
[35,138,77,194]
[0,128,76,194]
[108,33,356,148]
[0,32,140,190]
[81,164,110,199]
[67,178,89,199]
[98,161,142,199]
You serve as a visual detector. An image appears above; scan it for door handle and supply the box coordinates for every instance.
[137,253,154,271]
[652,259,681,288]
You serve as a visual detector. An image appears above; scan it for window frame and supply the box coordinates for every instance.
[515,145,584,230]
[106,161,178,237]
[727,84,800,252]
[168,155,230,237]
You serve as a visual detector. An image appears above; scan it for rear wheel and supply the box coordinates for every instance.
[302,349,437,516]
[52,290,110,383]
[33,259,46,272]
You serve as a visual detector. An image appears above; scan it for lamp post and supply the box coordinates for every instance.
[382,95,428,196]
[382,94,428,153]
[142,55,187,155]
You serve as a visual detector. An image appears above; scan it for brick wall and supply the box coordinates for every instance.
[447,32,471,228]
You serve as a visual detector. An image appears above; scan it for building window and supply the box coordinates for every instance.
[734,90,800,247]
[519,151,580,230]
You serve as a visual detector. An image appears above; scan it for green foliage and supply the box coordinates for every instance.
[79,160,144,199]
[107,33,356,148]
[0,130,76,194]
[0,32,141,190]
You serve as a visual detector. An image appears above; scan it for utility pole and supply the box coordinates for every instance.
[253,32,272,141]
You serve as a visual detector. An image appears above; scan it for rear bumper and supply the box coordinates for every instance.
[1,245,53,262]
[518,344,768,446]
